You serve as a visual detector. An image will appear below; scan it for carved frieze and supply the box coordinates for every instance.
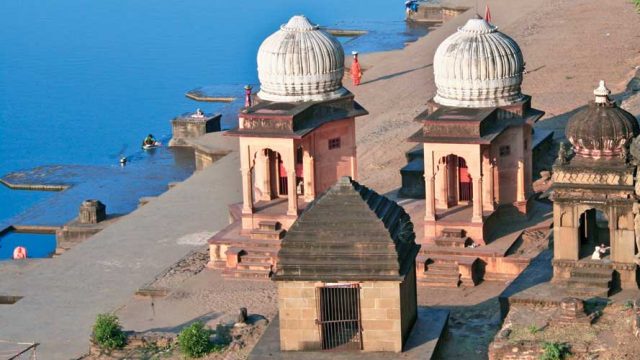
[552,169,633,186]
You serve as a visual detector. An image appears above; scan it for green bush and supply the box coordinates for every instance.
[635,0,640,12]
[92,313,127,350]
[540,342,570,360]
[178,321,214,358]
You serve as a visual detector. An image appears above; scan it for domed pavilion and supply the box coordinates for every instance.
[409,16,544,244]
[551,80,640,295]
[208,15,368,279]
[403,16,546,287]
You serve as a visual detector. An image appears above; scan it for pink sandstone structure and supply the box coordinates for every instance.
[406,17,551,287]
[207,15,368,278]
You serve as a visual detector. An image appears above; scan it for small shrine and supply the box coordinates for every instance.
[207,15,368,278]
[551,80,640,296]
[272,177,420,352]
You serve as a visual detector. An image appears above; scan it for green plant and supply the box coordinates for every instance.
[178,321,214,358]
[634,0,640,12]
[540,342,570,360]
[527,324,539,334]
[92,313,127,350]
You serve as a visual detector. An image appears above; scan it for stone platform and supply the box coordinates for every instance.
[248,307,449,360]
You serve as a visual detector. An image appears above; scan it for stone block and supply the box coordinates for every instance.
[363,319,397,331]
[361,308,388,320]
[376,297,400,309]
[169,113,221,147]
[78,200,106,224]
[280,308,301,320]
[386,308,402,320]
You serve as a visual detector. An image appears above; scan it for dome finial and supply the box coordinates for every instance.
[594,80,611,105]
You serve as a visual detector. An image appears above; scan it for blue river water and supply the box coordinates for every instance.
[0,0,428,258]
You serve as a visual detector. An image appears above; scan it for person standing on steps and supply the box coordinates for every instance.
[350,51,362,86]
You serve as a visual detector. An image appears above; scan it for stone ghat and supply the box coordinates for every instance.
[1,165,71,191]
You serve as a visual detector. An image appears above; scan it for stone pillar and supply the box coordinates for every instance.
[240,144,254,214]
[486,162,495,211]
[351,145,358,180]
[261,150,272,201]
[242,168,253,214]
[425,175,436,221]
[303,151,315,202]
[472,176,483,223]
[517,158,526,202]
[437,158,448,208]
[78,200,106,224]
[286,157,298,216]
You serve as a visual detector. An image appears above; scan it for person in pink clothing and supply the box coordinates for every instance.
[350,51,362,86]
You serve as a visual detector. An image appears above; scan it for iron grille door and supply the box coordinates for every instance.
[315,284,363,351]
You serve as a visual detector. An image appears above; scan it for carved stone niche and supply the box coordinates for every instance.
[79,200,106,224]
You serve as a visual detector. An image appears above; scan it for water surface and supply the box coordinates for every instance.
[0,0,428,258]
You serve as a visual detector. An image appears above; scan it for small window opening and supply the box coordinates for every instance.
[328,138,341,150]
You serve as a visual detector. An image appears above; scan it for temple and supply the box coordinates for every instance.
[408,17,544,244]
[400,17,552,287]
[272,177,420,352]
[207,15,368,278]
[551,81,640,296]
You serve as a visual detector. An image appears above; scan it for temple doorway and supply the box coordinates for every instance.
[578,208,610,258]
[458,157,472,202]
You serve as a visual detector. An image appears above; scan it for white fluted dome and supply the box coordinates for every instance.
[256,15,347,103]
[433,17,526,108]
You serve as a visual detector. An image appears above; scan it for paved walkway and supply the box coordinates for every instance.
[0,150,240,358]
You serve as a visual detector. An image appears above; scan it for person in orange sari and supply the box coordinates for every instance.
[350,51,362,86]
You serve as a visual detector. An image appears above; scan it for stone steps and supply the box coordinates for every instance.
[483,272,517,282]
[258,220,280,231]
[222,267,272,279]
[421,263,460,287]
[434,236,468,248]
[237,261,273,271]
[567,273,611,287]
[566,287,609,298]
[565,264,612,298]
[241,254,273,264]
[250,229,285,240]
[570,267,613,279]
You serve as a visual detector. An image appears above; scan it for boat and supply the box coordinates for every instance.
[142,141,161,150]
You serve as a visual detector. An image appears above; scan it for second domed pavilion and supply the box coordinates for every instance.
[551,81,640,295]
[409,16,544,245]
[208,15,368,279]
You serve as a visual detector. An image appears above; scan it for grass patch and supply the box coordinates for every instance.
[177,322,229,358]
[540,342,571,360]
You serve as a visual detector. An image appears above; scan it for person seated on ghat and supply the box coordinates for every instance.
[591,243,610,260]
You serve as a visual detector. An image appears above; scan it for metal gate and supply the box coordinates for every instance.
[315,284,363,351]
